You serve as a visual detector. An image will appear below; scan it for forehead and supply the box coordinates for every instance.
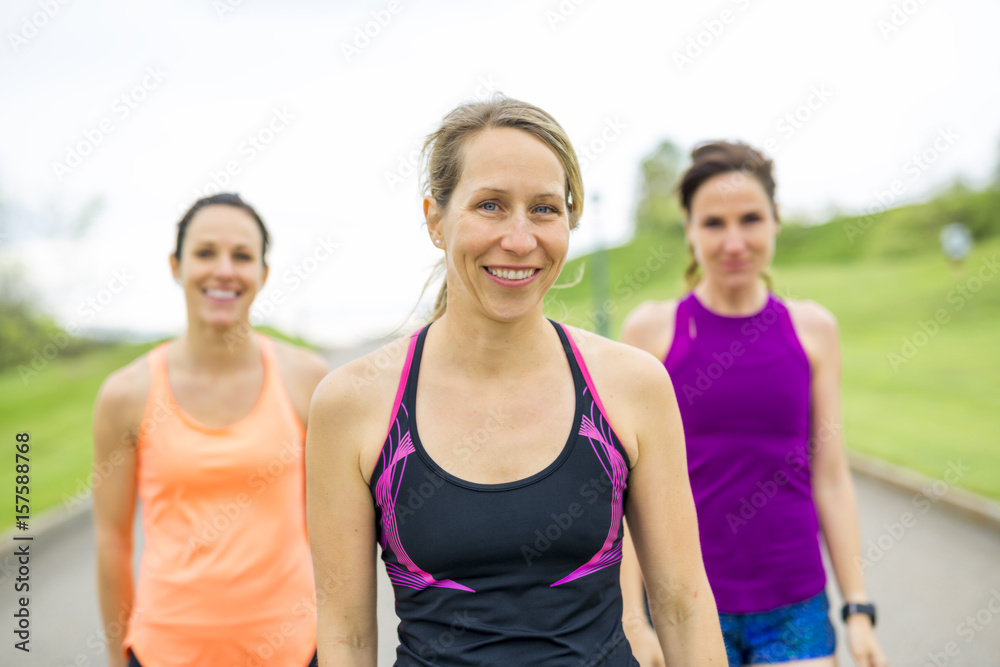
[185,205,262,246]
[690,171,771,214]
[457,127,565,193]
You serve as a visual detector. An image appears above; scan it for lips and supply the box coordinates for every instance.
[203,288,241,302]
[486,266,538,281]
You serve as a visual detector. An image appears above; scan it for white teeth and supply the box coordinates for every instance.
[487,267,535,280]
[206,289,238,299]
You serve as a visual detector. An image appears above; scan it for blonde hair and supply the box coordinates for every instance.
[420,95,584,322]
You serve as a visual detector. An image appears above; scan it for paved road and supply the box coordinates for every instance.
[4,474,999,666]
[2,341,998,665]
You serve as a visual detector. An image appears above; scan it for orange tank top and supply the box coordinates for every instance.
[124,334,317,666]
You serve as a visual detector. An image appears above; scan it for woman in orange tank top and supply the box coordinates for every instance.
[92,194,329,667]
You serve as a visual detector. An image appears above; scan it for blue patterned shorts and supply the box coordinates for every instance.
[719,590,836,665]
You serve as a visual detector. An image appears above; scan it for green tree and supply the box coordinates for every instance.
[634,139,685,235]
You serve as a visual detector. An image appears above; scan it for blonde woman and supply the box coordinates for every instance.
[306,97,726,666]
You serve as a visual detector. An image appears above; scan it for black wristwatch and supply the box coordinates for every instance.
[841,602,877,627]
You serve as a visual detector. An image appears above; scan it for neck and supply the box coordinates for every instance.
[428,307,557,378]
[694,278,769,316]
[175,317,261,372]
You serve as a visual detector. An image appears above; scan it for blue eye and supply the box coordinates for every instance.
[481,202,499,212]
[534,205,557,214]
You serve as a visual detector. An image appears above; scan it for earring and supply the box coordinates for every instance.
[434,239,443,247]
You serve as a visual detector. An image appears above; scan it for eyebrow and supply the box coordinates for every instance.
[192,241,255,250]
[471,187,562,198]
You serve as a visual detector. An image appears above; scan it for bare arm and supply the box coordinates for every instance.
[622,353,726,664]
[92,372,141,667]
[306,370,379,667]
[618,302,676,666]
[272,339,329,429]
[796,303,887,667]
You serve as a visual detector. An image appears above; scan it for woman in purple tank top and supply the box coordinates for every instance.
[620,142,887,667]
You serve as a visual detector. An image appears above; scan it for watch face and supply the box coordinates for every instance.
[842,603,876,626]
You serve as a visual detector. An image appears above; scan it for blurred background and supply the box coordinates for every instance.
[1,0,999,665]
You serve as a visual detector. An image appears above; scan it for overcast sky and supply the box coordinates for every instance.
[1,0,998,346]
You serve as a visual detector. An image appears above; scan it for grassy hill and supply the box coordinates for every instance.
[0,327,316,530]
[3,183,999,528]
[545,229,1000,500]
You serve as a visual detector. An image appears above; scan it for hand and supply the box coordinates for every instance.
[625,621,665,667]
[846,614,887,667]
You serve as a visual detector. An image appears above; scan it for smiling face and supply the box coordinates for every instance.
[170,204,268,331]
[426,127,570,324]
[685,171,779,291]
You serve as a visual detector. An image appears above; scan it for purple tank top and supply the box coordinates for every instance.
[664,292,826,613]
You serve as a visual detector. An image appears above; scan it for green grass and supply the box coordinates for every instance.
[546,236,1000,500]
[1,341,160,530]
[0,327,318,531]
[2,237,998,531]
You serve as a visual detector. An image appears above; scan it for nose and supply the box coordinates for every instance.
[722,226,748,254]
[499,211,537,256]
[213,253,236,278]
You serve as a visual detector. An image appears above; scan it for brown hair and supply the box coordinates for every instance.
[419,95,584,321]
[175,193,270,267]
[677,141,777,289]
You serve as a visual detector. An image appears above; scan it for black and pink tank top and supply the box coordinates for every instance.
[369,320,639,666]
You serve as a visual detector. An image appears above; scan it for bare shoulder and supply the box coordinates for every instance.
[271,337,330,390]
[561,325,675,464]
[308,334,413,477]
[620,298,679,360]
[785,299,839,365]
[97,353,150,415]
[785,299,838,340]
[94,352,152,445]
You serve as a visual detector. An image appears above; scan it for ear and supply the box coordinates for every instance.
[424,196,443,246]
[772,202,781,235]
[169,253,181,282]
[261,263,269,286]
